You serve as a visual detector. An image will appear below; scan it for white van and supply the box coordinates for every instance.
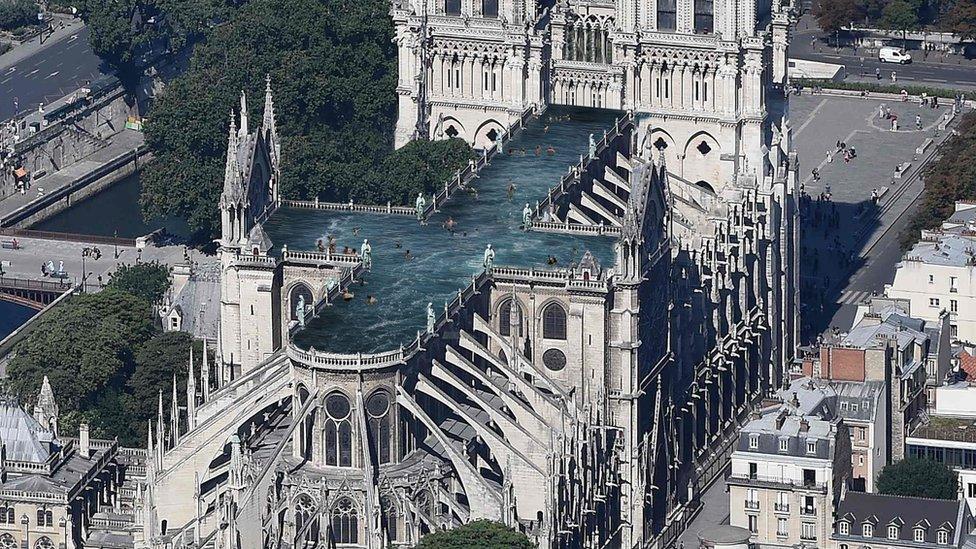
[879,46,912,64]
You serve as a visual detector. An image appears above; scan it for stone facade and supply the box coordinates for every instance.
[136,0,801,545]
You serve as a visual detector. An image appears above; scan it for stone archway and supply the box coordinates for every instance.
[473,119,506,150]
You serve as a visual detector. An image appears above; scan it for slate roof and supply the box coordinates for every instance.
[843,305,929,351]
[835,491,967,547]
[0,398,53,463]
[168,261,221,340]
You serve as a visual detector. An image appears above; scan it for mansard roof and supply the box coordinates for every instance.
[835,491,966,546]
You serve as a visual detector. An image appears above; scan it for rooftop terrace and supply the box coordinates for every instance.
[264,107,621,353]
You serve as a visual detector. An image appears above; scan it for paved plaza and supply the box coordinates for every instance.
[0,235,209,288]
[788,93,957,336]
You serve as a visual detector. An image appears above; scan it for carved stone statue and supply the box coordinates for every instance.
[588,133,596,157]
[426,302,435,333]
[522,203,532,227]
[495,130,504,151]
[415,193,427,220]
[296,294,306,327]
[483,243,495,271]
[361,239,372,270]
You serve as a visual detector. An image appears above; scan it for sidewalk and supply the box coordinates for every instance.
[0,129,146,222]
[0,16,85,72]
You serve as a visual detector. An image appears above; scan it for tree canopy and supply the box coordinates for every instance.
[5,278,199,445]
[901,111,976,249]
[132,0,472,238]
[414,521,535,549]
[877,458,958,500]
[107,260,171,305]
[0,0,37,31]
[881,0,921,39]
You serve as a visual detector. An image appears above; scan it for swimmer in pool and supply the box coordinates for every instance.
[366,295,377,305]
[547,145,556,155]
[444,216,457,234]
[404,250,413,260]
[547,255,558,266]
[507,181,517,201]
[394,240,402,249]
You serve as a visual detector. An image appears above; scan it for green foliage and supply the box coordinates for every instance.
[414,521,535,549]
[0,0,37,31]
[900,111,976,248]
[80,0,232,68]
[138,0,473,238]
[881,0,920,36]
[814,0,861,34]
[878,458,958,499]
[791,78,963,99]
[945,0,976,40]
[107,260,171,305]
[6,287,200,445]
[7,289,154,414]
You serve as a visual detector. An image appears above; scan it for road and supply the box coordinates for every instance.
[791,15,976,90]
[0,24,108,122]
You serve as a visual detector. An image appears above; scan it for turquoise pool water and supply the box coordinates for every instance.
[264,107,622,353]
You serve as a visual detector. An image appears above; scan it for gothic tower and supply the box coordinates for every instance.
[218,82,283,380]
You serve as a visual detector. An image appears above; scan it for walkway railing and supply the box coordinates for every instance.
[421,105,540,220]
[289,268,492,371]
[0,227,136,247]
[280,199,414,216]
[530,110,635,229]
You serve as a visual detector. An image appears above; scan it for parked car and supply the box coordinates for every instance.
[879,46,912,64]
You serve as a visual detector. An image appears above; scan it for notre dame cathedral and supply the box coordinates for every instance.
[134,0,799,547]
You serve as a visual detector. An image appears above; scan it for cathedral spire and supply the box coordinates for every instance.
[170,373,180,447]
[33,375,58,438]
[202,339,210,402]
[238,91,249,138]
[187,346,197,431]
[223,110,241,198]
[262,75,277,142]
[157,390,165,460]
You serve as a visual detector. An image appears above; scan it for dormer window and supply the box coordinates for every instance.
[888,525,899,539]
[749,434,759,449]
[938,529,950,544]
[806,440,817,454]
[779,438,788,452]
[838,520,850,535]
[914,527,926,542]
[863,523,873,537]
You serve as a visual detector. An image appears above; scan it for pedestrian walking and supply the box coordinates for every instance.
[875,67,881,80]
[915,114,922,130]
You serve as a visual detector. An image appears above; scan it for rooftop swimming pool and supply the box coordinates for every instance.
[264,107,622,353]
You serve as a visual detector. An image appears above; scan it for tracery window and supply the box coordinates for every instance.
[0,534,14,549]
[4,509,12,524]
[294,495,314,538]
[366,391,392,464]
[324,393,353,467]
[542,303,567,340]
[33,538,55,549]
[499,298,522,337]
[380,495,398,542]
[35,509,53,527]
[331,497,358,544]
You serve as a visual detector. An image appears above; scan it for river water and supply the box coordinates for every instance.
[0,301,36,341]
[34,172,190,239]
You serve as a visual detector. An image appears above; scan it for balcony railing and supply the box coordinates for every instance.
[744,500,760,510]
[800,507,817,516]
[774,503,790,512]
[800,533,817,541]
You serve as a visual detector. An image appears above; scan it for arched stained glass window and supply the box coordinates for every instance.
[499,298,522,337]
[542,303,567,340]
[324,393,353,467]
[367,391,392,464]
[331,497,358,544]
